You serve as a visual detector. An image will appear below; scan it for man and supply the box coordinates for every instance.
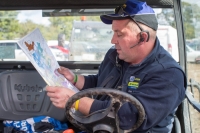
[46,0,186,132]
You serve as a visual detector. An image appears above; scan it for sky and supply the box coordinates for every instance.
[17,10,50,26]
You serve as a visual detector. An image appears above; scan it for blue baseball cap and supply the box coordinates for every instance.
[100,0,158,31]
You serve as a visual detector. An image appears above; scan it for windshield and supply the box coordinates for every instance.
[0,8,178,62]
[69,21,113,61]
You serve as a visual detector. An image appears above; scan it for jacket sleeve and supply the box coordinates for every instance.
[82,74,98,89]
[82,54,109,90]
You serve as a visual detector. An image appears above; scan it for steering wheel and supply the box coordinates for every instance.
[65,88,145,133]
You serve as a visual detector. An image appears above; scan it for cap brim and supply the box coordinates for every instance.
[100,14,129,24]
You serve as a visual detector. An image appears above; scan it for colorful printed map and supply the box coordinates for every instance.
[17,28,79,92]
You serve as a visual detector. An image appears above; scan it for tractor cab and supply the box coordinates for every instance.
[0,0,199,133]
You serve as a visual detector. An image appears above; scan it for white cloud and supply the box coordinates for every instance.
[154,8,162,14]
[17,10,50,26]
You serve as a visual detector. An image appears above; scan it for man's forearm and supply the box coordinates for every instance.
[74,75,85,91]
[78,97,94,115]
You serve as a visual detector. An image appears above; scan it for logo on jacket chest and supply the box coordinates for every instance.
[127,76,140,90]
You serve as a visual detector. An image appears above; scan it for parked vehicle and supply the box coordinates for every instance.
[69,21,113,61]
[186,44,200,63]
[0,40,28,61]
[49,45,69,61]
[186,38,200,51]
[157,25,179,62]
[48,40,69,61]
[0,40,67,61]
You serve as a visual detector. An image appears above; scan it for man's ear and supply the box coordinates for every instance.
[140,30,150,42]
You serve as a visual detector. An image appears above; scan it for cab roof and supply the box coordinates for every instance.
[0,0,173,10]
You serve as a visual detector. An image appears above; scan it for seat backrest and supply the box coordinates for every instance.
[0,70,66,121]
[171,115,181,133]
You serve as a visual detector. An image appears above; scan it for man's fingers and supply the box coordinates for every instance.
[47,92,57,98]
[50,97,58,102]
[58,66,67,73]
[46,86,58,92]
[58,67,71,76]
[52,100,65,108]
[52,102,61,108]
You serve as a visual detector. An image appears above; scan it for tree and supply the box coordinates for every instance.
[157,9,176,28]
[0,11,20,39]
[48,16,100,40]
[157,2,200,39]
[181,2,195,39]
[186,3,200,38]
[18,20,52,42]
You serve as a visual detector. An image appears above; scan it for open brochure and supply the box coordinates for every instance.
[17,28,79,93]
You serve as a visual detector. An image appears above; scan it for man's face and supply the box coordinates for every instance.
[111,19,140,63]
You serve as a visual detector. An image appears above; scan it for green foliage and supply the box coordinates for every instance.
[181,2,200,39]
[156,2,200,40]
[0,11,20,39]
[48,16,79,40]
[48,16,101,40]
[181,2,195,39]
[158,9,176,28]
[0,10,101,41]
[18,20,42,37]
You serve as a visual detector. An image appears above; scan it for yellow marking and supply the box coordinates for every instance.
[128,82,139,87]
[135,78,140,81]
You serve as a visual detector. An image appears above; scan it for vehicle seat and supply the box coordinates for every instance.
[0,70,66,121]
[171,115,181,133]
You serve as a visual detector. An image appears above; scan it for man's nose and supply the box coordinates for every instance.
[111,35,117,45]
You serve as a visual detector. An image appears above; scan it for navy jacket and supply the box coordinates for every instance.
[83,38,187,133]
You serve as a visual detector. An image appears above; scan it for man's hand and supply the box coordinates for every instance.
[58,66,85,90]
[46,86,75,108]
[58,66,76,84]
